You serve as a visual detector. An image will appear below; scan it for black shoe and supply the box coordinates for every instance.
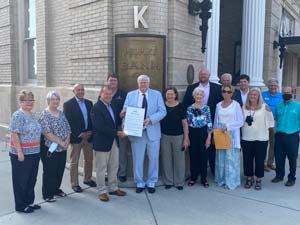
[55,189,67,197]
[17,206,34,213]
[165,185,172,189]
[119,176,127,182]
[271,177,283,183]
[147,187,155,194]
[83,180,96,187]
[177,186,183,190]
[136,187,145,193]
[29,204,41,210]
[44,198,56,203]
[72,185,83,193]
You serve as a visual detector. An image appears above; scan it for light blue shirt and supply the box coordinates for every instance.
[100,99,115,123]
[75,97,88,129]
[275,100,300,134]
[262,91,282,115]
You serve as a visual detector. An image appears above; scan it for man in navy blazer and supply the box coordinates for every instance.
[91,86,127,202]
[232,74,250,107]
[122,75,166,194]
[182,68,223,175]
[63,84,96,193]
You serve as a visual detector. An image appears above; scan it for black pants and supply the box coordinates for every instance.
[10,153,40,211]
[241,140,268,178]
[274,132,299,182]
[189,127,208,182]
[208,142,216,175]
[41,144,67,199]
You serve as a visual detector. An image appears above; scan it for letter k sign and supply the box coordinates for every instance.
[134,6,149,29]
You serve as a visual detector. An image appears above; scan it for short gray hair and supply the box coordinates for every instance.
[267,78,279,86]
[221,73,232,82]
[46,91,60,105]
[192,87,205,97]
[137,74,150,83]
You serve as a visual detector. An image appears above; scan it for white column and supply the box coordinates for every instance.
[240,0,265,86]
[206,0,220,83]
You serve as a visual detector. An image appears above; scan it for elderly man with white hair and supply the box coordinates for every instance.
[122,74,166,194]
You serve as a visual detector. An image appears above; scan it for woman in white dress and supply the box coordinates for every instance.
[214,84,244,190]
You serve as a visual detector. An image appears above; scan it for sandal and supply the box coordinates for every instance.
[188,180,195,186]
[201,180,209,188]
[55,189,67,197]
[244,177,254,189]
[255,180,262,190]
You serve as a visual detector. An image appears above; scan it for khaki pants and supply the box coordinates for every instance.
[118,136,131,177]
[70,140,93,186]
[95,140,119,194]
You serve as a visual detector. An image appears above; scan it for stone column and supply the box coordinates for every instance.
[240,0,265,86]
[206,0,220,83]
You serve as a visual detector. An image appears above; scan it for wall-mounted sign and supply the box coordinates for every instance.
[116,35,166,92]
[134,6,148,29]
[187,64,195,85]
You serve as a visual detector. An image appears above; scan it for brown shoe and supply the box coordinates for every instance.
[268,164,276,170]
[99,193,109,202]
[109,189,127,196]
[285,181,295,187]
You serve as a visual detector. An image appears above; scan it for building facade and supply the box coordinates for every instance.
[0,0,300,137]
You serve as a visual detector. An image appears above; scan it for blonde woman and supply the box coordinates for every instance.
[214,85,244,190]
[242,88,274,190]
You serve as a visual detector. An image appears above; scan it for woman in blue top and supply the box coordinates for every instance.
[9,90,42,213]
[186,87,212,187]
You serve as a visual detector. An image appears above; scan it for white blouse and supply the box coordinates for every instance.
[242,103,274,141]
[214,100,244,148]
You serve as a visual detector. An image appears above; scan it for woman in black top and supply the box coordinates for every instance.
[160,87,189,190]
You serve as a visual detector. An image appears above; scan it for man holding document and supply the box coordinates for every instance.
[122,75,166,194]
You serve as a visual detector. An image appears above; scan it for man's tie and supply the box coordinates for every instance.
[142,93,148,119]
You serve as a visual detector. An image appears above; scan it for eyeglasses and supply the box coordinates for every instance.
[222,90,232,94]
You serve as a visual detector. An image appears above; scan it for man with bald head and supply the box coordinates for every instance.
[183,68,222,176]
[63,84,96,193]
[271,87,300,187]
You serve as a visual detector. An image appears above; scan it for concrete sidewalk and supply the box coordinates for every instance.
[1,141,300,225]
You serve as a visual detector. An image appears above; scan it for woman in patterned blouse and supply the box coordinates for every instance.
[9,90,42,213]
[39,91,71,202]
[186,87,213,187]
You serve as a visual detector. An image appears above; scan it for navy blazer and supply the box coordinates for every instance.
[232,89,243,107]
[90,100,120,152]
[182,81,223,123]
[63,97,93,144]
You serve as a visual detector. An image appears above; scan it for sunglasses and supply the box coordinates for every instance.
[222,90,232,94]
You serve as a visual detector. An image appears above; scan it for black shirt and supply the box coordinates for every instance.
[111,89,127,117]
[161,103,186,136]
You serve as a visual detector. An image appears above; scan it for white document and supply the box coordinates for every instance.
[123,107,145,137]
[48,142,58,153]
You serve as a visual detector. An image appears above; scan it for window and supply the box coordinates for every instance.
[280,10,294,37]
[24,0,37,80]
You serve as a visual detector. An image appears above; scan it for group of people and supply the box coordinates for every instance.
[8,69,300,213]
